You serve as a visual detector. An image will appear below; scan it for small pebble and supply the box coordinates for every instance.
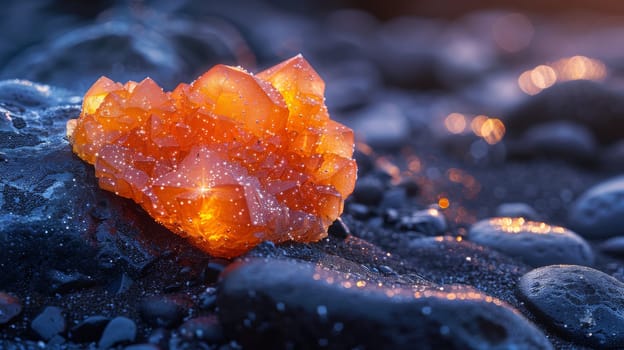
[468,218,594,267]
[31,306,66,340]
[569,175,624,239]
[518,265,624,348]
[495,202,539,221]
[397,208,447,235]
[347,203,370,220]
[598,236,624,256]
[519,121,597,163]
[69,315,110,343]
[139,295,190,328]
[0,292,21,325]
[179,315,224,343]
[352,176,385,206]
[328,218,351,238]
[199,288,218,310]
[98,316,137,349]
[46,269,95,294]
[201,259,230,283]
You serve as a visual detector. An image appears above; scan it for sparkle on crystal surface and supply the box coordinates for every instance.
[67,55,357,258]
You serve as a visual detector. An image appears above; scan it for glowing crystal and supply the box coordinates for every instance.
[67,55,357,258]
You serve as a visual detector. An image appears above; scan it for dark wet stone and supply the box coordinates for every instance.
[378,187,408,211]
[179,315,224,342]
[69,315,110,343]
[199,288,218,311]
[518,265,624,348]
[598,236,624,256]
[569,175,624,239]
[347,102,411,149]
[505,80,624,145]
[47,335,66,346]
[468,218,594,267]
[201,259,230,284]
[31,306,66,340]
[327,218,350,239]
[147,328,169,348]
[1,13,248,92]
[46,269,96,294]
[495,202,539,221]
[218,258,552,349]
[509,121,597,164]
[98,316,137,349]
[352,148,375,177]
[0,292,21,325]
[398,178,420,197]
[346,203,370,220]
[397,208,447,235]
[352,176,385,206]
[0,79,204,296]
[602,140,624,171]
[124,344,161,350]
[108,273,134,295]
[139,295,191,329]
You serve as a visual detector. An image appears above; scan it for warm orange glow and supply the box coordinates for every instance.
[518,55,607,95]
[66,55,357,258]
[356,142,373,156]
[530,65,557,89]
[491,217,567,234]
[444,113,467,134]
[554,55,607,82]
[376,157,401,184]
[470,115,488,136]
[407,156,421,173]
[438,197,450,209]
[480,118,505,145]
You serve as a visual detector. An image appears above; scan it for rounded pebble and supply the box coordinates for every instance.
[518,121,597,163]
[178,315,224,342]
[98,316,137,349]
[569,175,624,239]
[518,265,624,348]
[69,315,110,343]
[31,306,66,340]
[397,208,447,235]
[218,258,552,349]
[468,218,594,267]
[352,176,385,206]
[495,203,539,221]
[0,293,22,325]
[139,295,190,328]
[599,236,624,256]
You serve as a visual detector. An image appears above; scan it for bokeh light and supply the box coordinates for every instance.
[518,55,607,95]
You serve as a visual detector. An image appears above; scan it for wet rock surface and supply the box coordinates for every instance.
[218,258,553,350]
[518,265,624,348]
[0,293,22,325]
[31,306,66,340]
[1,2,624,350]
[468,218,594,267]
[568,176,624,239]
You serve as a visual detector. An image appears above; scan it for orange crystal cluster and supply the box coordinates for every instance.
[66,55,357,258]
